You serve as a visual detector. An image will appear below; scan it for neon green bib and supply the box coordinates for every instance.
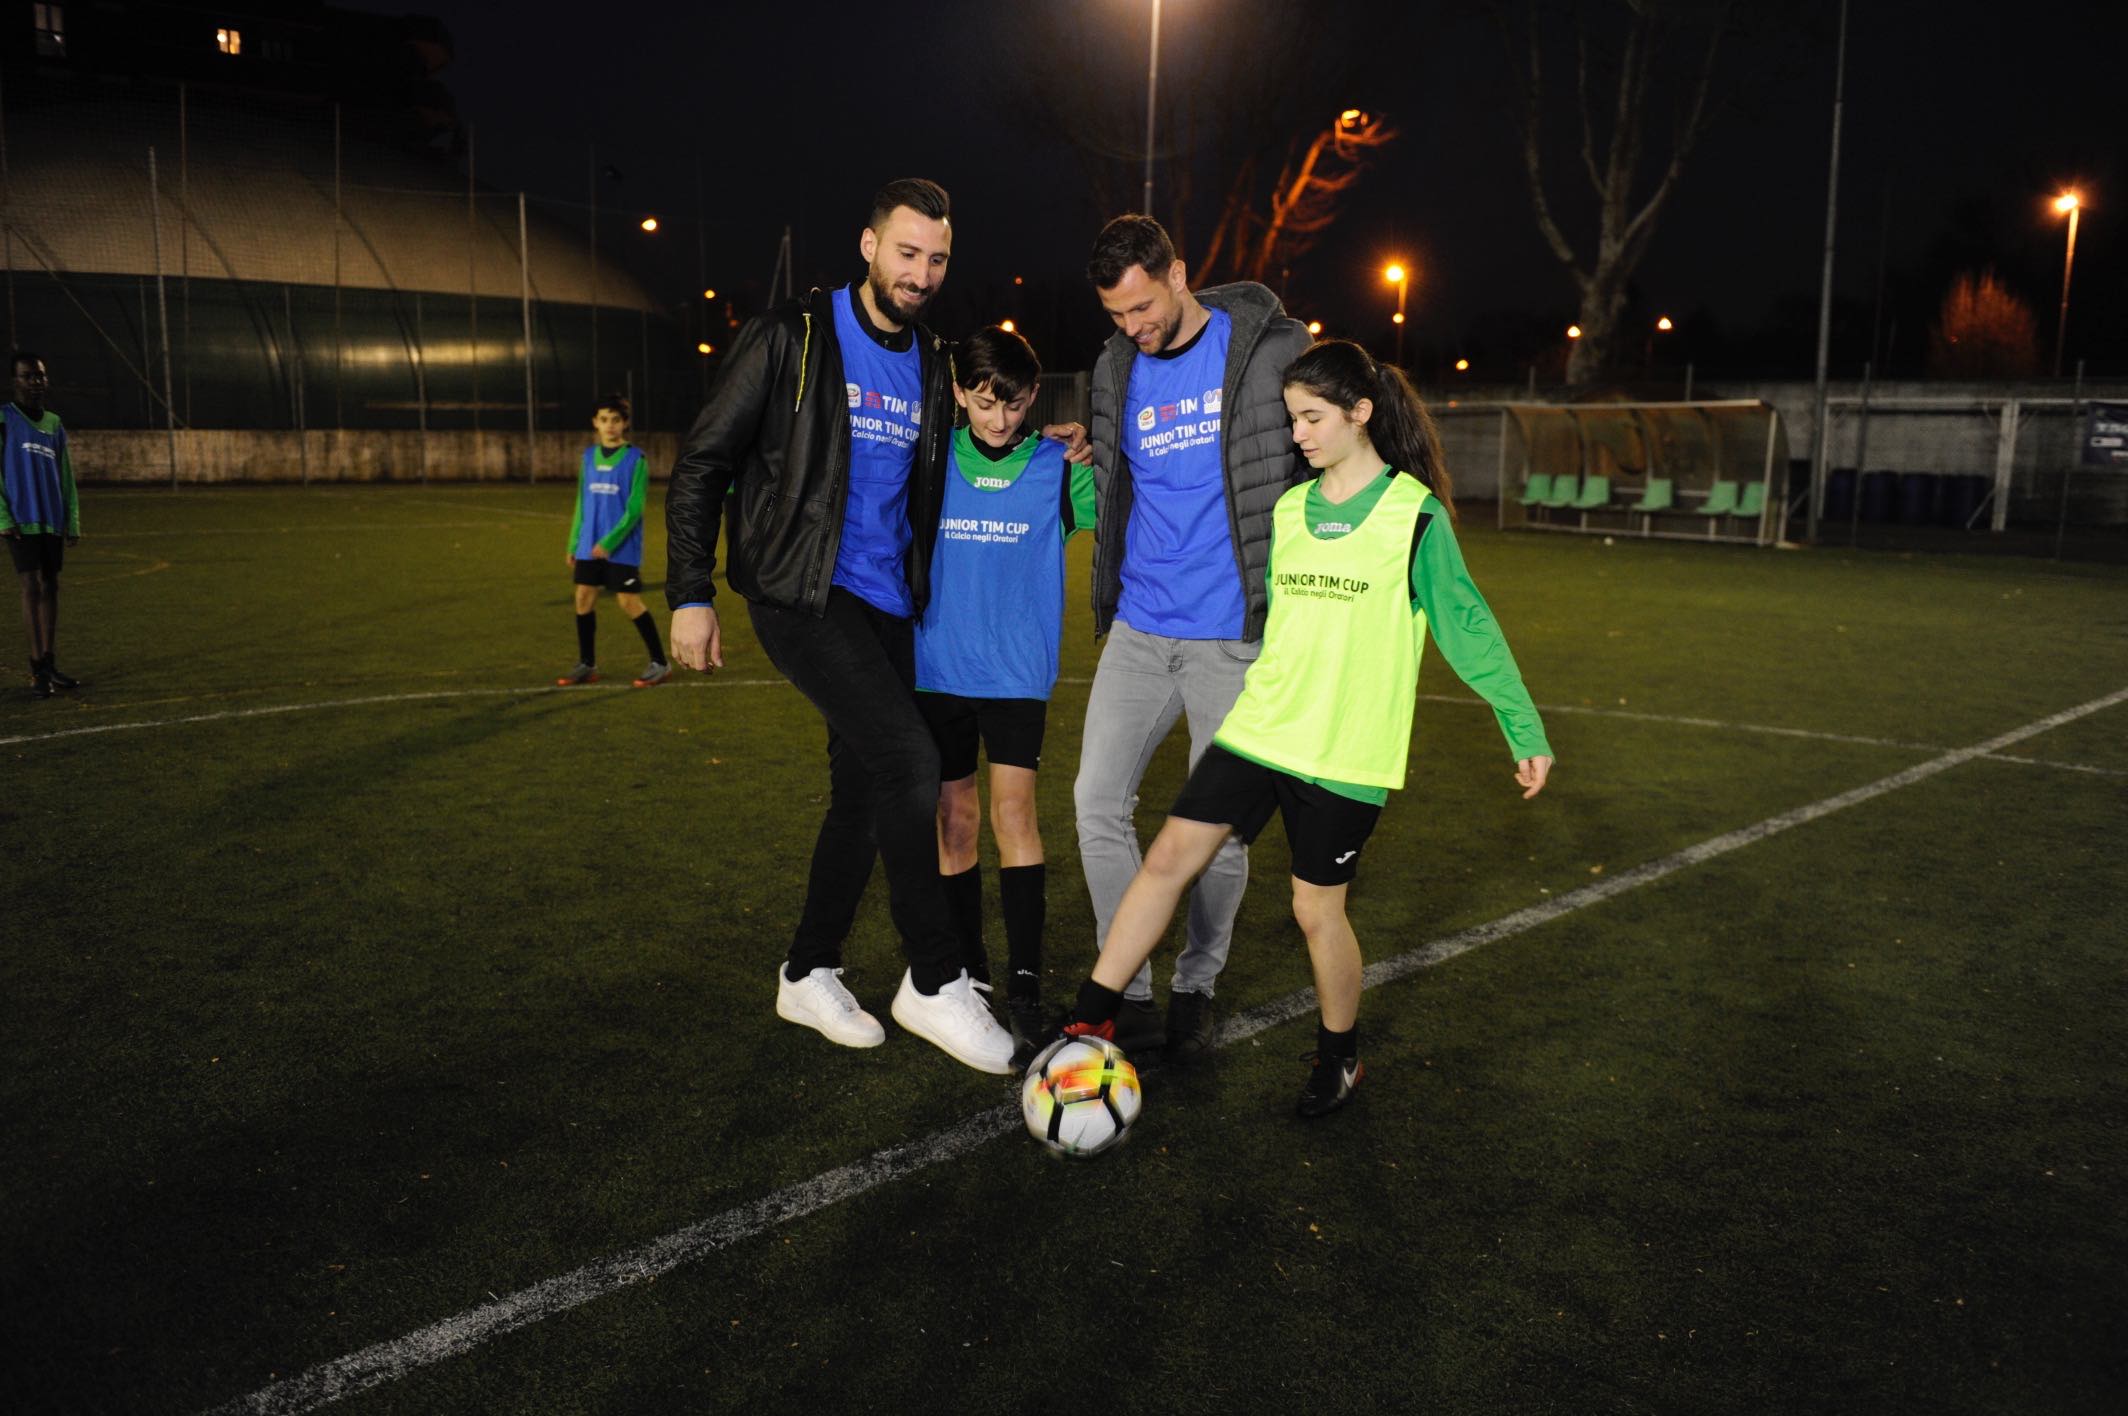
[1215,474,1430,790]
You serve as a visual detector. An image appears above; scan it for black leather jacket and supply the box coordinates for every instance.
[664,285,953,617]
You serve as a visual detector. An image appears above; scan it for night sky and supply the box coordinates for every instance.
[352,0,2123,382]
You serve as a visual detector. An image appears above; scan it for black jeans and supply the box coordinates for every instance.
[747,588,960,991]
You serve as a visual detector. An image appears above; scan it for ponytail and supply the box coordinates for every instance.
[1282,340,1455,521]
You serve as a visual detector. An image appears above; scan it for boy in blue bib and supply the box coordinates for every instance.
[557,394,669,688]
[3,351,82,698]
[913,327,1095,1060]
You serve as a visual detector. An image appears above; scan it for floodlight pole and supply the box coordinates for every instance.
[1807,0,1849,544]
[2053,202,2080,378]
[1142,0,1161,216]
[148,147,180,489]
[519,191,536,483]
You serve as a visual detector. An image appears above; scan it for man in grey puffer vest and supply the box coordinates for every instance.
[1076,215,1311,1061]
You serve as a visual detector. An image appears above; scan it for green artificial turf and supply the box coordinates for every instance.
[1,485,2123,1414]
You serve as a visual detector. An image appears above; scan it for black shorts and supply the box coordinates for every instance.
[916,691,1048,777]
[572,558,643,593]
[1169,744,1382,887]
[7,532,64,579]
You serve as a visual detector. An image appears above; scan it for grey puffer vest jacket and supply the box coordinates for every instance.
[1087,281,1311,641]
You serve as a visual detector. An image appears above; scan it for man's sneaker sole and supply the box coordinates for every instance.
[891,973,1014,1075]
[775,968,885,1048]
[632,663,672,688]
[555,669,601,686]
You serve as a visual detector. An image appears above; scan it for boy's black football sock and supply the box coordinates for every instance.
[999,863,1045,1002]
[941,865,988,984]
[630,610,666,665]
[575,611,596,664]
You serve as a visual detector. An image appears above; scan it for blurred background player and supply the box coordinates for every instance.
[557,394,670,688]
[1052,340,1553,1116]
[3,351,82,699]
[913,326,1096,1064]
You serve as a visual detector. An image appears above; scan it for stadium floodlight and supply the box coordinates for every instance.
[1306,320,1323,336]
[2052,190,2082,377]
[702,288,716,300]
[1001,319,1017,333]
[1455,358,1470,372]
[1657,315,1674,331]
[639,216,659,233]
[1384,263,1410,365]
[1567,324,1582,339]
[696,342,713,355]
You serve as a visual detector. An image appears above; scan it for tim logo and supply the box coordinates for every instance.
[845,382,862,408]
[1203,387,1223,414]
[1136,406,1157,432]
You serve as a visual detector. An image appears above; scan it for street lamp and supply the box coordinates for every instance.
[2053,190,2082,378]
[1383,262,1409,367]
[1142,0,1163,216]
[639,216,659,233]
[1566,324,1582,340]
[1306,320,1323,336]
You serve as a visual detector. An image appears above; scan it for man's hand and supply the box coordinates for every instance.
[564,553,576,568]
[591,545,611,560]
[1041,421,1093,465]
[1515,755,1553,800]
[671,604,724,671]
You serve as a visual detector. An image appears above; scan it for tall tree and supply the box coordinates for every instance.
[1515,1,1726,385]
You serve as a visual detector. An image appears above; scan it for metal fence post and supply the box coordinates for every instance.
[148,147,180,488]
[519,191,536,483]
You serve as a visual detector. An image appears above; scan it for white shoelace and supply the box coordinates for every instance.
[810,967,865,1015]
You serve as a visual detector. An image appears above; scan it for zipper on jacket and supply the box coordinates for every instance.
[795,312,812,412]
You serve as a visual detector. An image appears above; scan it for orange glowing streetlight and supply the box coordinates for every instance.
[702,288,717,300]
[1306,320,1323,337]
[639,216,660,233]
[1000,319,1017,333]
[2052,190,2082,377]
[1383,262,1411,365]
[1656,315,1674,331]
[696,341,713,355]
[1566,324,1583,340]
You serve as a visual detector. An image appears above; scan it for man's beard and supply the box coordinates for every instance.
[1141,306,1183,353]
[867,268,934,325]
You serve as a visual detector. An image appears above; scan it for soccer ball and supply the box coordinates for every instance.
[1021,1034,1142,1157]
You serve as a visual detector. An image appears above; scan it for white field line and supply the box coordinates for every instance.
[0,679,785,748]
[197,684,2128,1416]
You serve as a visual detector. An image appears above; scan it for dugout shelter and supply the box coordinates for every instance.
[1495,400,1791,547]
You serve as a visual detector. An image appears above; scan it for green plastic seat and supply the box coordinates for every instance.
[1541,474,1581,508]
[1698,480,1740,516]
[1518,473,1554,506]
[1626,478,1674,512]
[1570,474,1612,510]
[1733,482,1766,518]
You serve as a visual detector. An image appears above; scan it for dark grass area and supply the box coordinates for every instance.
[2,486,2123,1414]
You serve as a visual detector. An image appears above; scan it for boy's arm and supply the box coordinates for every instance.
[60,428,79,539]
[1410,511,1552,762]
[595,452,647,557]
[1061,458,1097,541]
[665,310,782,609]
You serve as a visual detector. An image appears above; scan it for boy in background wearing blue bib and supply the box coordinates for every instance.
[914,327,1095,1062]
[557,394,669,688]
[3,351,81,699]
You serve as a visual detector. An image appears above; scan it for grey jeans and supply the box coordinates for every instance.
[1073,618,1258,1001]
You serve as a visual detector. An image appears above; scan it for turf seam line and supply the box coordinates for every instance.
[193,683,2128,1416]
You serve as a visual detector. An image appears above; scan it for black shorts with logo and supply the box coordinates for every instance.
[572,558,644,593]
[7,532,65,579]
[916,691,1049,777]
[1169,744,1383,887]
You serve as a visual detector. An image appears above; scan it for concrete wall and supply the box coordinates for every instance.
[78,429,685,486]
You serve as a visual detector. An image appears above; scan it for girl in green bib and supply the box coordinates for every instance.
[1047,340,1553,1115]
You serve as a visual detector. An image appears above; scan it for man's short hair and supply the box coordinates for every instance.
[1086,215,1177,289]
[12,349,45,373]
[593,392,631,421]
[956,326,1042,404]
[869,178,951,231]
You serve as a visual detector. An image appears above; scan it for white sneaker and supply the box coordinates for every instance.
[891,969,1016,1074]
[775,966,885,1048]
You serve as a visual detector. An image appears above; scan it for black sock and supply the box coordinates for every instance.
[1316,1021,1358,1061]
[999,863,1044,1002]
[575,611,596,665]
[1072,978,1124,1027]
[630,610,666,665]
[941,865,987,984]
